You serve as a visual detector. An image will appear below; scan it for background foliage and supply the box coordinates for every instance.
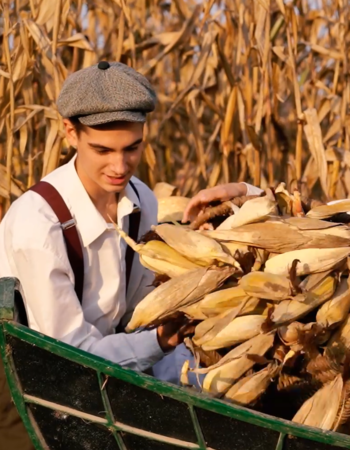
[0,0,350,219]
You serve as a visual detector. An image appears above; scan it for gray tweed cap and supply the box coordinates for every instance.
[57,61,157,126]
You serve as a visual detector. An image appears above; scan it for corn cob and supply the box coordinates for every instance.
[153,182,177,199]
[154,223,239,268]
[112,222,201,278]
[202,222,350,254]
[202,296,269,318]
[316,278,350,328]
[269,274,337,326]
[217,190,277,230]
[292,374,343,431]
[158,196,190,223]
[239,271,291,301]
[126,266,235,331]
[224,362,280,406]
[265,248,350,276]
[202,332,275,395]
[197,315,266,351]
[327,314,350,349]
[307,201,350,220]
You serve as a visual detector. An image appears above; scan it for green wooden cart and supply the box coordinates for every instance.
[1,276,350,450]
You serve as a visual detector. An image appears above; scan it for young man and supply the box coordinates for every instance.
[0,61,260,448]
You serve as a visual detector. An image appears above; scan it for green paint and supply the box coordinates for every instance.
[0,324,45,450]
[3,321,350,449]
[189,405,208,450]
[0,277,17,320]
[276,433,286,450]
[97,371,125,450]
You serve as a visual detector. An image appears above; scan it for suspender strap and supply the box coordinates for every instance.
[30,182,85,303]
[30,180,141,303]
[126,180,141,294]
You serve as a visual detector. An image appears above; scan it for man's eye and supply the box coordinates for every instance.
[126,146,138,152]
[96,148,110,153]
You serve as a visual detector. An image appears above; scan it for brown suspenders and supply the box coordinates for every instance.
[29,180,141,303]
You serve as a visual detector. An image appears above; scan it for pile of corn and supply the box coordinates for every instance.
[115,183,350,434]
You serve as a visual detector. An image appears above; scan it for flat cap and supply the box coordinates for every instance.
[57,62,157,126]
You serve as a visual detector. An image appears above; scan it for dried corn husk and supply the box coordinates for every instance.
[292,374,343,430]
[196,285,245,310]
[202,332,275,395]
[284,217,341,231]
[198,315,266,351]
[224,362,280,405]
[126,266,234,331]
[154,224,238,267]
[265,248,350,276]
[202,223,350,254]
[316,278,350,328]
[278,322,304,346]
[252,248,270,271]
[217,191,277,230]
[221,242,249,257]
[191,296,267,346]
[112,221,200,277]
[158,196,190,223]
[239,271,291,301]
[153,182,177,199]
[307,201,350,220]
[269,275,337,326]
[327,314,350,349]
[202,296,269,318]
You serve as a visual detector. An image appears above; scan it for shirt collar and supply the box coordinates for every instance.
[63,156,141,248]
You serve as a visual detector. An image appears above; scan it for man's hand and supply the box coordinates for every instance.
[182,183,248,224]
[157,313,197,353]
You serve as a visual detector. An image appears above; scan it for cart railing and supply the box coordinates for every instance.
[1,276,350,450]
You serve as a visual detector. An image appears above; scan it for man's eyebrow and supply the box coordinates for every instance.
[124,138,143,149]
[89,143,114,151]
[88,138,143,151]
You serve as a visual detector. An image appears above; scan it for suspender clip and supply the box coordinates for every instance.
[61,219,76,230]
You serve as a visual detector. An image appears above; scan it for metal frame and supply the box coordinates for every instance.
[1,277,350,450]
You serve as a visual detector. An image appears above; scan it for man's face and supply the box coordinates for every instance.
[64,120,144,194]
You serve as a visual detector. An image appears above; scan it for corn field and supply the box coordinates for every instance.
[0,0,350,220]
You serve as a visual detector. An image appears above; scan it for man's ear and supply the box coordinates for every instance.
[63,119,78,148]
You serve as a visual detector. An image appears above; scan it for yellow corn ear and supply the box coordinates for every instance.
[202,332,275,395]
[270,275,337,326]
[157,196,190,223]
[197,315,266,351]
[316,278,350,328]
[112,221,200,278]
[224,363,280,405]
[126,266,234,331]
[265,248,350,276]
[239,271,291,301]
[292,374,343,430]
[217,191,277,230]
[154,224,239,268]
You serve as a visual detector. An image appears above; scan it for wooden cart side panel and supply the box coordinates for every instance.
[1,277,350,450]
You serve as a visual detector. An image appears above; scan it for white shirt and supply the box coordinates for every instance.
[0,155,164,372]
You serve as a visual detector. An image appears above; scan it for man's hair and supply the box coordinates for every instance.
[68,117,85,136]
[68,117,139,136]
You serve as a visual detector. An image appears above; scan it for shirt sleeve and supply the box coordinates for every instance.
[12,245,164,372]
[241,182,264,196]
